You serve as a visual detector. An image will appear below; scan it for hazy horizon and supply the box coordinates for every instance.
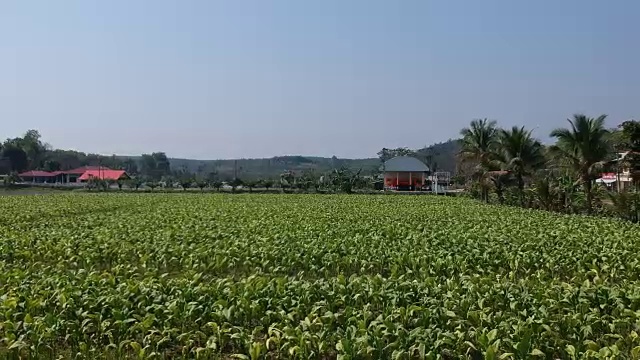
[2,1,638,160]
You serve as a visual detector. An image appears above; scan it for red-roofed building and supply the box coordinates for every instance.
[18,167,129,184]
[66,166,105,174]
[78,169,129,182]
[64,166,109,182]
[19,170,56,183]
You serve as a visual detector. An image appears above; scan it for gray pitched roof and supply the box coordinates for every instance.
[383,156,430,172]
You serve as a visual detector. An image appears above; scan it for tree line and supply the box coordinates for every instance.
[0,130,375,193]
[80,167,372,194]
[458,114,640,222]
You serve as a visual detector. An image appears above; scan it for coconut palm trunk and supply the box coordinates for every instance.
[517,174,525,207]
[583,175,593,213]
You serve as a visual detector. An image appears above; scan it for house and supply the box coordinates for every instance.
[598,151,638,191]
[19,166,129,184]
[383,156,430,190]
[64,166,107,183]
[18,170,56,183]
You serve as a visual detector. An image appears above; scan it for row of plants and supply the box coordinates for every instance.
[83,167,373,194]
[1,194,639,358]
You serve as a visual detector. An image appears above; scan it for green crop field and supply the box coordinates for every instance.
[1,194,639,359]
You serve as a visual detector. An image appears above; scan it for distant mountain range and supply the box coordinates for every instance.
[167,139,461,180]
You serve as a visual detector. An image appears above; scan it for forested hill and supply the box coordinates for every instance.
[415,140,461,174]
[168,156,381,181]
[168,139,461,180]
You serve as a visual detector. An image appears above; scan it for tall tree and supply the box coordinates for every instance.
[20,130,47,169]
[140,154,157,178]
[1,145,28,172]
[618,120,640,189]
[140,152,171,180]
[498,126,546,205]
[153,152,171,177]
[459,119,500,202]
[550,114,610,213]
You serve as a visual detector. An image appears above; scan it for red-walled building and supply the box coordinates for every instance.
[383,156,430,190]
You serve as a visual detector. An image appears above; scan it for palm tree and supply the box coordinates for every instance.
[497,126,546,206]
[550,114,610,213]
[459,119,500,202]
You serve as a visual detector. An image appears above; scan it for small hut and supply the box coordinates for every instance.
[383,156,430,190]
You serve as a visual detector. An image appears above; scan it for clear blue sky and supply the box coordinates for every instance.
[2,1,638,159]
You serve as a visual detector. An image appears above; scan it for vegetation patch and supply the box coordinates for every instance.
[1,194,639,358]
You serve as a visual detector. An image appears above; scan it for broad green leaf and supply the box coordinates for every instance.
[485,345,497,360]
